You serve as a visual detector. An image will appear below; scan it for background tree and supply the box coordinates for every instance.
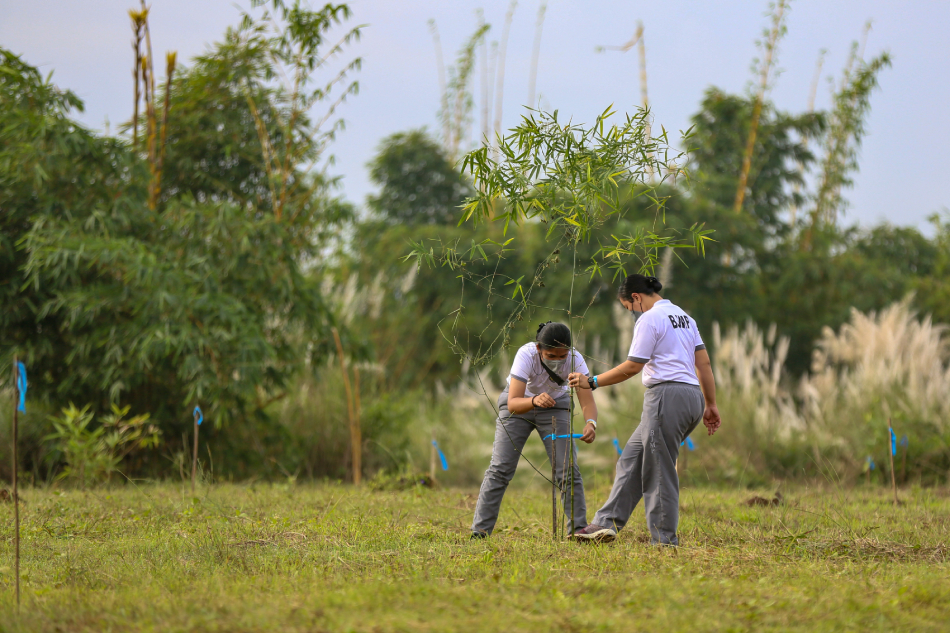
[1,2,361,477]
[366,130,472,225]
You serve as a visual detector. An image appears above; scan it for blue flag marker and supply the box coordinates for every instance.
[900,435,908,448]
[889,428,897,456]
[867,456,876,470]
[680,437,696,451]
[612,438,623,455]
[193,406,203,425]
[431,440,448,471]
[15,361,27,413]
[543,433,584,441]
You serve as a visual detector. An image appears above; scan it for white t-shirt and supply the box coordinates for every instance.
[507,342,590,398]
[627,299,705,387]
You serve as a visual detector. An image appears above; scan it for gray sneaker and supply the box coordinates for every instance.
[570,524,617,543]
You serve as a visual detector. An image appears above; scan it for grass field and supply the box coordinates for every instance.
[1,477,949,632]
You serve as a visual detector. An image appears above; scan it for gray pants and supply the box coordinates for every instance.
[593,381,704,545]
[472,388,587,535]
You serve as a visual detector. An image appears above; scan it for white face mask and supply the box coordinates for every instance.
[542,357,567,373]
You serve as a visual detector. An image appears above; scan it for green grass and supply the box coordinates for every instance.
[1,478,949,632]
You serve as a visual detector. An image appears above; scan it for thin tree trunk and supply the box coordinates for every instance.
[152,52,177,210]
[790,50,825,226]
[332,328,360,485]
[527,2,547,108]
[733,0,787,214]
[428,20,450,152]
[478,10,490,142]
[493,0,518,157]
[635,22,652,180]
[131,15,144,151]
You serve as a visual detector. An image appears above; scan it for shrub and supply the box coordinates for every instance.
[45,404,161,487]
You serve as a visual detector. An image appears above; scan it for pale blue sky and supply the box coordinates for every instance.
[2,0,948,231]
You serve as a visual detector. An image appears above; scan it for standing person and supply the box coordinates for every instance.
[567,274,721,545]
[471,322,599,539]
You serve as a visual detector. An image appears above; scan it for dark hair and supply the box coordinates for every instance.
[535,321,571,349]
[617,273,662,300]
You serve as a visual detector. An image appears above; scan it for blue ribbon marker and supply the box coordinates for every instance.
[867,456,876,470]
[15,361,27,413]
[612,438,622,455]
[543,433,584,441]
[193,406,203,426]
[680,437,696,451]
[889,428,897,456]
[900,435,908,448]
[431,440,448,471]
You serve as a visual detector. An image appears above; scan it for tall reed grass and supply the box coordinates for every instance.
[689,299,950,486]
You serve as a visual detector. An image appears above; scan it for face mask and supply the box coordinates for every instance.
[543,358,567,373]
[631,296,644,320]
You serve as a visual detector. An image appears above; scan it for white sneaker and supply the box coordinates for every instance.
[570,524,617,543]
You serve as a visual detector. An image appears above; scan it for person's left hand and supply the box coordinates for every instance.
[580,422,596,443]
[568,372,588,389]
[703,404,721,436]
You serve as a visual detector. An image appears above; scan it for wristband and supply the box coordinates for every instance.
[586,419,597,429]
[593,375,599,387]
[531,395,537,408]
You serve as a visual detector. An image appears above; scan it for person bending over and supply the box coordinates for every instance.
[471,322,599,538]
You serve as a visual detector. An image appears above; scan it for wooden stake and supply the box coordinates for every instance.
[191,409,199,494]
[677,444,688,482]
[613,439,620,482]
[353,365,362,480]
[332,328,361,485]
[430,438,437,483]
[900,438,908,485]
[12,357,21,610]
[568,419,575,539]
[887,418,898,506]
[551,415,557,541]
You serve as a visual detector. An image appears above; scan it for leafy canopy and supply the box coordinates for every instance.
[1,2,361,431]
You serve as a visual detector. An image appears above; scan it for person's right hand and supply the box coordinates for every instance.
[703,404,721,435]
[532,392,557,408]
[567,372,589,389]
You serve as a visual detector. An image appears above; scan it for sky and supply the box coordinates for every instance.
[2,0,948,232]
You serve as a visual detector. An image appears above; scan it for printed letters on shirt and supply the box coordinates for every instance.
[668,314,691,329]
